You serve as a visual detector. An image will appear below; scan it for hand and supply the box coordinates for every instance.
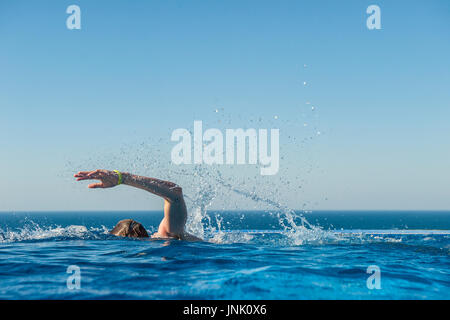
[74,169,121,189]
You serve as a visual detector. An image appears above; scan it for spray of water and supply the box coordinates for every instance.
[0,221,110,243]
[165,165,333,245]
[66,99,330,245]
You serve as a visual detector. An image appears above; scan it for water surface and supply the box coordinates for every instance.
[0,211,449,299]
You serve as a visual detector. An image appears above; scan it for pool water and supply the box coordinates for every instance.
[0,211,449,299]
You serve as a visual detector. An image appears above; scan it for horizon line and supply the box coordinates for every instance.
[1,209,450,213]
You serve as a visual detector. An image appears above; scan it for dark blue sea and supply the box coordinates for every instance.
[0,211,449,299]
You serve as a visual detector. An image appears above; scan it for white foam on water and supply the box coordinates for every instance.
[0,222,110,243]
[213,229,450,235]
[336,229,450,235]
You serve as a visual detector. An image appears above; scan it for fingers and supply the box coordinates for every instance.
[74,171,90,178]
[75,170,112,189]
[75,176,92,181]
[74,170,105,186]
[74,170,103,179]
[74,170,99,177]
[75,171,96,181]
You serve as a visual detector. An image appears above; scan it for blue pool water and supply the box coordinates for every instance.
[0,211,449,299]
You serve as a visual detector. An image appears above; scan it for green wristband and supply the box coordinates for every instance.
[113,170,122,185]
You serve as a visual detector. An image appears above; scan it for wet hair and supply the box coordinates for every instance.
[109,219,149,238]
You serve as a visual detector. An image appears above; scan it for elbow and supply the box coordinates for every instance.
[168,186,183,202]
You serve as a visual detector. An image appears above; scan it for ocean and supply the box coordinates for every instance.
[0,211,449,299]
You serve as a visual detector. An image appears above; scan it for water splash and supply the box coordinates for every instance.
[169,165,334,245]
[183,166,219,239]
[67,104,326,245]
[0,222,110,243]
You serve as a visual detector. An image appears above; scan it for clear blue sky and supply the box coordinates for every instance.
[0,0,449,211]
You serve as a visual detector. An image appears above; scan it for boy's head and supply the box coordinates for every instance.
[110,219,149,238]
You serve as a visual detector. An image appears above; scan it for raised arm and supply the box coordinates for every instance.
[74,169,182,202]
